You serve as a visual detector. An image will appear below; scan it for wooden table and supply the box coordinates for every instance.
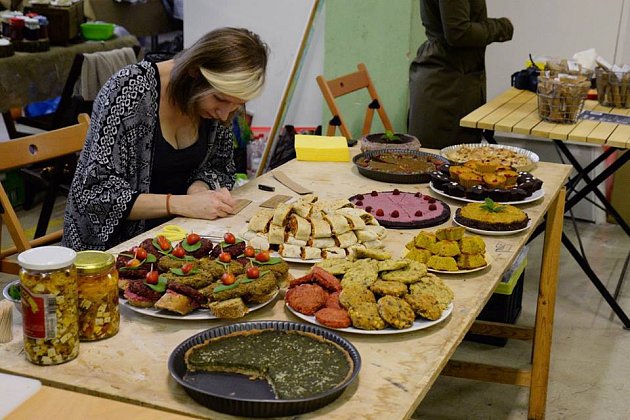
[460,88,630,329]
[0,150,571,419]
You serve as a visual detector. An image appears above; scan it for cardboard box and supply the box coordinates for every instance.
[25,0,85,45]
[610,150,630,225]
[294,135,349,162]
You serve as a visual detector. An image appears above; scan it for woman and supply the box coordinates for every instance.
[62,28,269,251]
[408,0,513,149]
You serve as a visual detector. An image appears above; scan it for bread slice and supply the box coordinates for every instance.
[154,290,198,315]
[208,298,249,318]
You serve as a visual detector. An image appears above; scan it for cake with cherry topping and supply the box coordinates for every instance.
[349,190,450,229]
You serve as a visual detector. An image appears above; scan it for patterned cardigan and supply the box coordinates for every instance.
[62,60,236,251]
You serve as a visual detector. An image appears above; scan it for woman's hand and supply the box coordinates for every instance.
[177,187,237,219]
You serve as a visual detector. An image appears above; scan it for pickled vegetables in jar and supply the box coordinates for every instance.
[18,246,79,365]
[75,251,120,341]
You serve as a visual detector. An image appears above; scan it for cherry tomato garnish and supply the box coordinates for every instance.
[221,272,236,285]
[223,232,236,245]
[243,246,256,258]
[145,270,159,284]
[134,247,148,260]
[172,246,186,258]
[181,262,194,274]
[218,252,232,263]
[246,266,260,279]
[255,250,270,263]
[126,258,141,268]
[186,233,201,245]
[157,235,171,250]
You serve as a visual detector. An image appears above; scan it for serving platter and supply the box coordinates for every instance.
[168,320,361,417]
[440,143,539,171]
[430,182,545,205]
[120,289,278,320]
[286,303,453,335]
[353,148,448,184]
[453,219,532,236]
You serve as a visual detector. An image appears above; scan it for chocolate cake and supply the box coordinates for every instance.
[349,190,450,229]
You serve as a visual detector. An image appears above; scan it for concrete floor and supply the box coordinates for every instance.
[1,199,629,419]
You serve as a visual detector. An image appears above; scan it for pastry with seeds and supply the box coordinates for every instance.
[377,295,416,329]
[339,284,376,309]
[348,302,387,330]
[370,280,408,298]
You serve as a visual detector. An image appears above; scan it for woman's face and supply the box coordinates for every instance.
[198,91,246,122]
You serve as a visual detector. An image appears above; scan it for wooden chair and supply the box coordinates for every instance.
[0,113,90,275]
[316,63,394,139]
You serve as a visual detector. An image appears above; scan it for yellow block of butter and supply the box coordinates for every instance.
[294,135,350,162]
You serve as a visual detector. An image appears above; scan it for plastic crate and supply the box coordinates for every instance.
[465,246,528,346]
[0,170,25,208]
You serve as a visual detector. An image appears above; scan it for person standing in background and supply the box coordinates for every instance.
[408,0,513,149]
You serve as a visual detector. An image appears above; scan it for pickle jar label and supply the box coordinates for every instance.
[21,286,58,339]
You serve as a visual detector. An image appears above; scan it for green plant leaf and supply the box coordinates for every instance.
[145,275,168,293]
[8,284,20,300]
[145,254,157,263]
[381,130,400,142]
[253,257,283,266]
[169,267,200,276]
[182,240,202,252]
[168,254,196,262]
[219,238,245,247]
[480,198,506,213]
[214,280,240,293]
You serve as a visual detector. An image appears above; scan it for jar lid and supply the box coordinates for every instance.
[18,246,77,271]
[74,251,115,274]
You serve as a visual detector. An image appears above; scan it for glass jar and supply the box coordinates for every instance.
[23,17,39,41]
[9,16,24,41]
[18,246,79,365]
[75,251,120,341]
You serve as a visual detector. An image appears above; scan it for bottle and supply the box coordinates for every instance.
[74,251,120,341]
[23,17,39,41]
[37,15,48,40]
[18,246,79,365]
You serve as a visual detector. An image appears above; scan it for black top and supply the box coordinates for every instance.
[146,123,206,230]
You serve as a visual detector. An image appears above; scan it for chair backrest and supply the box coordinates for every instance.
[0,113,90,274]
[316,63,394,139]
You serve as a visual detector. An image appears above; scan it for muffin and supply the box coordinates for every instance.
[414,231,437,249]
[436,226,465,241]
[497,169,519,187]
[459,171,483,188]
[405,248,433,264]
[431,240,460,257]
[427,255,459,271]
[476,159,501,173]
[483,173,506,189]
[457,253,487,270]
[459,235,486,254]
[449,165,472,181]
[463,159,483,170]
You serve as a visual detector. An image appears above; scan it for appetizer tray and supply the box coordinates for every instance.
[287,303,453,335]
[430,183,545,205]
[168,320,361,417]
[353,148,448,184]
[440,143,539,172]
[120,289,278,320]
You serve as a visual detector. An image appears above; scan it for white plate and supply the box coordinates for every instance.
[279,255,323,264]
[453,218,532,236]
[440,143,539,171]
[120,289,279,320]
[430,182,545,205]
[427,255,492,275]
[286,303,453,335]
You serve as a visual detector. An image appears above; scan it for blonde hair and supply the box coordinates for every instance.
[200,68,264,101]
[168,28,269,121]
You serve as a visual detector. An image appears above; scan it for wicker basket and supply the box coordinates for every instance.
[537,75,590,124]
[596,68,630,108]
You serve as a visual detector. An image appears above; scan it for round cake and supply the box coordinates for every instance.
[349,190,450,229]
[455,201,530,231]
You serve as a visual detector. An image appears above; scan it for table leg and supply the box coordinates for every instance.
[529,188,565,419]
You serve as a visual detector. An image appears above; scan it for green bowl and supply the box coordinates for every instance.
[80,22,115,41]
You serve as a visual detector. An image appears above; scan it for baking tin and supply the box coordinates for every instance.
[168,320,361,417]
[353,148,448,184]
